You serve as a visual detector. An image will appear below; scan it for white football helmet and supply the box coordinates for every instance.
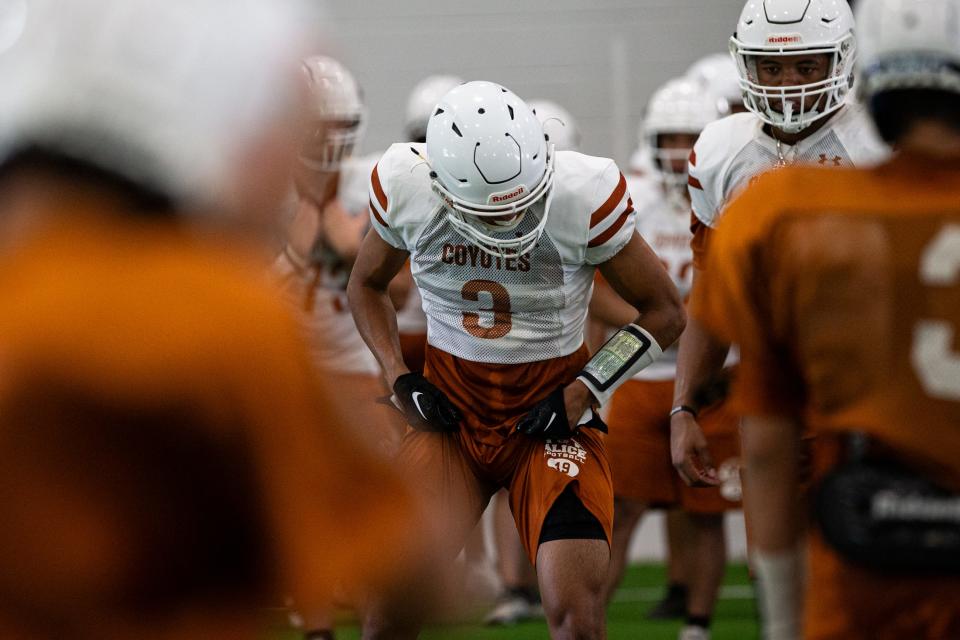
[300,56,366,172]
[426,81,554,259]
[0,0,319,211]
[643,77,727,201]
[856,0,960,101]
[405,75,464,142]
[528,99,581,152]
[730,0,857,134]
[686,53,746,112]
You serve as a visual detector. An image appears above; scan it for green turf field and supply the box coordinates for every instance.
[275,563,758,639]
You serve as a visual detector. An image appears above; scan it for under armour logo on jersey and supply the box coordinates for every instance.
[818,154,843,166]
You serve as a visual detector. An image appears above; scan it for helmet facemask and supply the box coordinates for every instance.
[731,34,857,134]
[425,81,554,261]
[431,143,555,260]
[299,113,366,172]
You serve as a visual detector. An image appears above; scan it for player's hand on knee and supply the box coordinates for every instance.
[670,412,719,487]
[392,373,462,432]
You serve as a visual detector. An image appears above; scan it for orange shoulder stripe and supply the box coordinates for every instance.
[371,163,388,212]
[588,201,633,248]
[369,198,389,228]
[589,172,627,229]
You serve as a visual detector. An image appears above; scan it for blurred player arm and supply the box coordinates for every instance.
[670,267,730,487]
[347,228,411,385]
[320,199,368,265]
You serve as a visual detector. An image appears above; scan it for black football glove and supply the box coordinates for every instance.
[392,373,462,432]
[516,387,609,440]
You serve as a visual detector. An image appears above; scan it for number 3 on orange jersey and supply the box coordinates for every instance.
[913,224,960,400]
[462,279,512,339]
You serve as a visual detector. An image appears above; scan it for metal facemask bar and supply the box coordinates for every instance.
[731,34,855,134]
[432,144,556,260]
[299,114,367,172]
[652,147,693,205]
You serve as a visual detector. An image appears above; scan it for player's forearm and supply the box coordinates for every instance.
[631,302,686,354]
[672,314,730,408]
[347,279,408,384]
[588,279,639,328]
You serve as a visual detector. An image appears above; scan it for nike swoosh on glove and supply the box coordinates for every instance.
[516,386,573,440]
[516,387,609,440]
[392,372,462,432]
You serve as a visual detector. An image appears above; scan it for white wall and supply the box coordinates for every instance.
[323,0,745,166]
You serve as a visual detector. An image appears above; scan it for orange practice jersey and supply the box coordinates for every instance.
[693,155,960,490]
[0,208,415,634]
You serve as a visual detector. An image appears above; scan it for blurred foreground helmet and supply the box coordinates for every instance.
[643,77,726,197]
[405,75,464,142]
[730,0,857,134]
[856,0,960,143]
[529,99,581,152]
[0,0,321,211]
[300,55,366,172]
[426,81,553,259]
[686,53,745,112]
[856,0,960,100]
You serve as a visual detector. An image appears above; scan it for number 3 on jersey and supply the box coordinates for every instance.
[913,224,960,400]
[462,279,512,339]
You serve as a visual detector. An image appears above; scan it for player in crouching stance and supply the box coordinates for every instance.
[348,80,684,639]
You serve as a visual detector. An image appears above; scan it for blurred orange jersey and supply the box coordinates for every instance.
[693,155,960,638]
[0,207,414,637]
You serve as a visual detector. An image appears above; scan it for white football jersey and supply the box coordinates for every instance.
[689,103,889,229]
[369,144,636,365]
[628,177,692,381]
[274,152,380,375]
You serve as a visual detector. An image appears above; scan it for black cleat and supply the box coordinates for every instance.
[645,584,687,620]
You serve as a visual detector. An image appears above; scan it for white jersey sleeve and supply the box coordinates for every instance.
[688,105,889,230]
[687,113,759,229]
[368,142,439,252]
[582,159,637,265]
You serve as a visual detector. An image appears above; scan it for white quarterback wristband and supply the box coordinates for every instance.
[577,324,663,407]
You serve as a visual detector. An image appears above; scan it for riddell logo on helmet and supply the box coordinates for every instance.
[766,35,803,45]
[489,185,526,204]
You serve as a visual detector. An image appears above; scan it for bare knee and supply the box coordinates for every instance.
[542,587,606,640]
[538,539,609,639]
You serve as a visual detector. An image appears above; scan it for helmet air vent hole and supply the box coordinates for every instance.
[507,105,515,120]
[532,152,539,160]
[434,108,444,116]
[451,122,463,137]
[478,108,486,114]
